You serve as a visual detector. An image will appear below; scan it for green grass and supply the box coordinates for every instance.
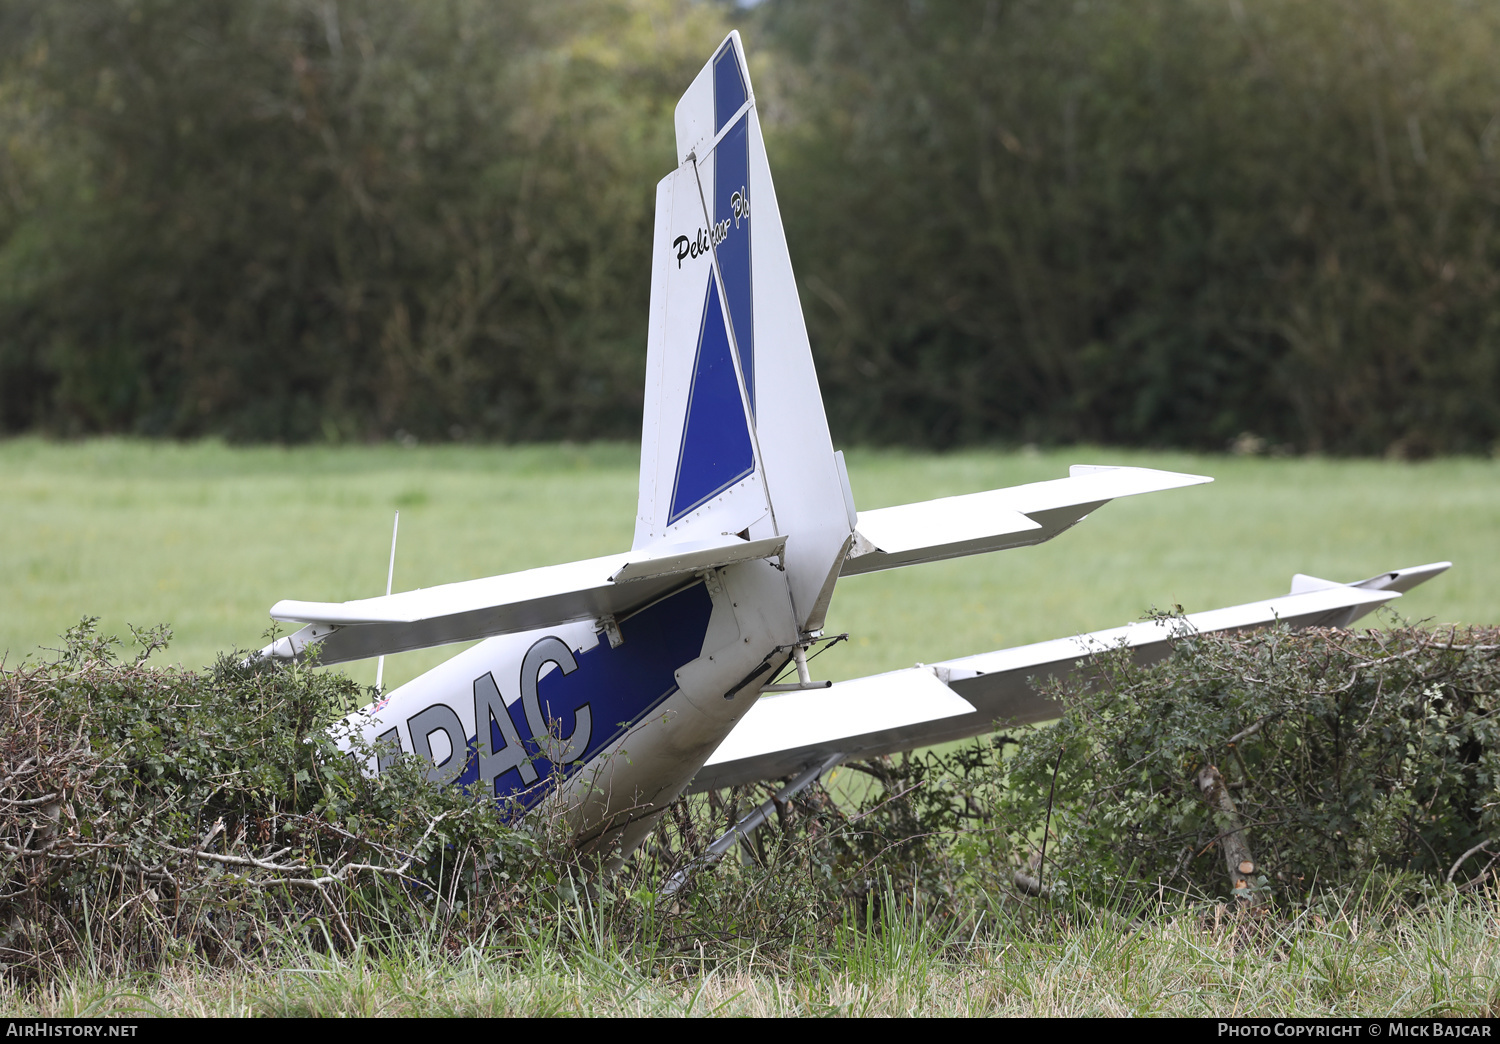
[6,894,1500,1016]
[2,437,1494,691]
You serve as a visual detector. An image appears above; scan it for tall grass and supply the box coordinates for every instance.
[7,889,1500,1016]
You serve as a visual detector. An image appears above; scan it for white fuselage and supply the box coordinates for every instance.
[343,559,799,854]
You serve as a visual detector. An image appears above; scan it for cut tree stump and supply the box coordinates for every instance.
[1196,763,1262,904]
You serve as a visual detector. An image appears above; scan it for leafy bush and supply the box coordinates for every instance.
[986,623,1500,907]
[0,620,549,976]
[727,623,1500,916]
[0,620,877,978]
[8,619,1500,979]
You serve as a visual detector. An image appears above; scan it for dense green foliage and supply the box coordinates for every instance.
[1,0,1498,451]
[769,0,1500,453]
[0,620,550,973]
[0,0,723,441]
[976,624,1500,906]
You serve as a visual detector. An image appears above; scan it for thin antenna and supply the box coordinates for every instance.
[374,509,400,691]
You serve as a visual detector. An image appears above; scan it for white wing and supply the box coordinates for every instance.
[691,562,1450,791]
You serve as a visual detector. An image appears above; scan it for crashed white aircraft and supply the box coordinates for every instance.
[258,33,1449,859]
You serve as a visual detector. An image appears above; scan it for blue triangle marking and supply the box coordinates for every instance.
[668,273,755,524]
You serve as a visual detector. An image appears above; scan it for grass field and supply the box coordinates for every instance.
[7,894,1500,1016]
[1,437,1494,692]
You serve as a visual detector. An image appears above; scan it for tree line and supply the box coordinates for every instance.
[1,0,1496,455]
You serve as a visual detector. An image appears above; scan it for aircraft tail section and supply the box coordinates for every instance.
[635,32,852,634]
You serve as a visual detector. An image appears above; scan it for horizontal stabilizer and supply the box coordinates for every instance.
[693,562,1448,790]
[261,534,785,666]
[842,465,1211,576]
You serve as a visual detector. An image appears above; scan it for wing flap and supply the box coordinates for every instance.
[939,583,1403,732]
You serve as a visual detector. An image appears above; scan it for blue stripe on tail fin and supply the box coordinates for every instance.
[668,273,755,524]
[714,116,754,417]
[713,42,747,133]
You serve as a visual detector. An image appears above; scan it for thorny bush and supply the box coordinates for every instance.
[988,622,1500,908]
[0,619,549,977]
[6,619,1500,978]
[0,620,923,977]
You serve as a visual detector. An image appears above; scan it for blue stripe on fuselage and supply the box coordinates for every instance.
[450,581,714,812]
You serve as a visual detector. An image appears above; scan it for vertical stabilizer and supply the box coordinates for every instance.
[635,32,851,633]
